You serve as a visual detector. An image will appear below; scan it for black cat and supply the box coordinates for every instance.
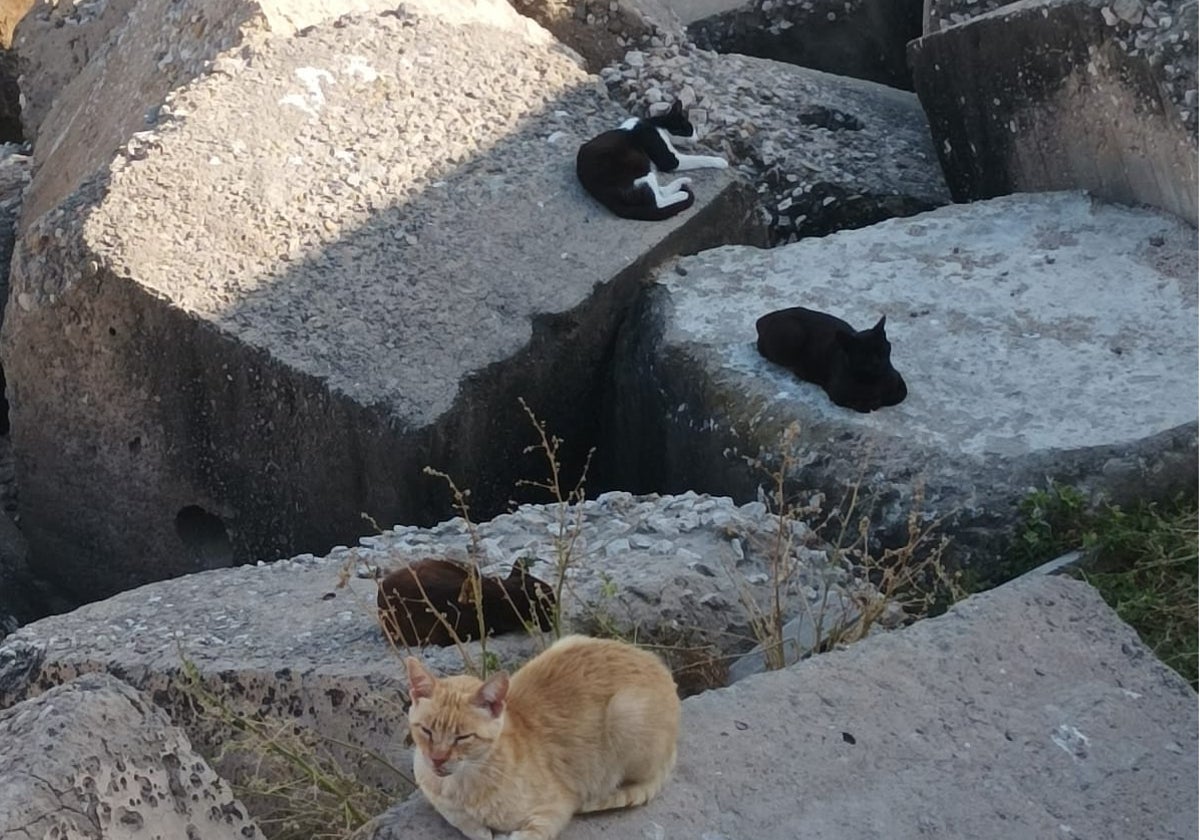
[575,100,728,221]
[755,307,908,413]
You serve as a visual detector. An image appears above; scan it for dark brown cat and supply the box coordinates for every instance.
[377,558,555,647]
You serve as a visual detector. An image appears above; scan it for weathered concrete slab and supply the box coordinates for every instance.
[0,492,866,786]
[366,573,1198,840]
[2,7,762,605]
[687,0,925,90]
[909,0,1198,225]
[16,0,547,224]
[604,192,1198,572]
[603,44,950,243]
[0,672,265,839]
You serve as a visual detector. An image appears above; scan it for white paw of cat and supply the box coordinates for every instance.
[712,157,729,169]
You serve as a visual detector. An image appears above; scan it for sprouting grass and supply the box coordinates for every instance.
[1002,482,1197,689]
[1076,493,1198,689]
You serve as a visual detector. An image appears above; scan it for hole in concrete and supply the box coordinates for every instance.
[108,326,117,336]
[128,436,142,455]
[174,505,233,569]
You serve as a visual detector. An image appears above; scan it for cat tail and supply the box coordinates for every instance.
[578,743,678,813]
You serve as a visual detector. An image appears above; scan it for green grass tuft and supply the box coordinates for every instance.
[1004,482,1197,690]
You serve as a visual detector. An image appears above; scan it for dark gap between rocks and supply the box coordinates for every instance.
[687,0,925,92]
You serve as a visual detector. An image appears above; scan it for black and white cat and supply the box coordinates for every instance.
[576,101,729,221]
[755,307,908,413]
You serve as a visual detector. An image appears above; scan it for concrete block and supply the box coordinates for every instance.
[605,192,1198,575]
[909,0,1198,225]
[0,672,264,839]
[2,6,763,604]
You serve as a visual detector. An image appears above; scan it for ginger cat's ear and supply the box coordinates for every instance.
[406,656,437,701]
[472,671,509,718]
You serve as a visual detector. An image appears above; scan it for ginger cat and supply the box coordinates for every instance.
[405,635,681,840]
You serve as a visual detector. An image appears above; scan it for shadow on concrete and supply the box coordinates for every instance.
[3,15,766,609]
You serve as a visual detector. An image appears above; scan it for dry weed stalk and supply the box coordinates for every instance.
[177,657,410,840]
[514,396,594,640]
[732,422,965,672]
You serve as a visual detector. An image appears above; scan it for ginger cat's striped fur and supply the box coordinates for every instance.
[405,635,681,840]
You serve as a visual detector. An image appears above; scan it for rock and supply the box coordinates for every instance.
[0,492,869,778]
[507,0,686,69]
[0,672,265,839]
[909,0,1198,226]
[656,0,748,25]
[2,6,763,604]
[688,0,925,90]
[0,508,31,636]
[0,144,28,321]
[921,0,1011,33]
[605,44,951,244]
[604,193,1198,577]
[726,586,863,682]
[16,0,506,224]
[364,574,1199,840]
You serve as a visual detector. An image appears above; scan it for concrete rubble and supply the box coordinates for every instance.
[2,497,1194,840]
[0,3,1194,838]
[604,192,1198,574]
[0,492,870,781]
[507,0,688,69]
[2,1,761,606]
[603,42,950,243]
[0,672,265,839]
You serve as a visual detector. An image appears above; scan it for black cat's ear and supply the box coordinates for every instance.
[668,100,683,116]
[872,315,887,334]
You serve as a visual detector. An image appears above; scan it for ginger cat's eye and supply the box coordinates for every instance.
[454,733,473,743]
[419,726,433,738]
